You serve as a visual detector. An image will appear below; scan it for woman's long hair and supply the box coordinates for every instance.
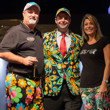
[81,14,103,41]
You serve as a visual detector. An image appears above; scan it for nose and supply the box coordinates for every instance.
[32,12,35,16]
[88,24,92,28]
[62,17,65,20]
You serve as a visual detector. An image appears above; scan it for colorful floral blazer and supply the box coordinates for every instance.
[43,29,83,96]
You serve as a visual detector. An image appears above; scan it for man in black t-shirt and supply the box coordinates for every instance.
[0,2,44,110]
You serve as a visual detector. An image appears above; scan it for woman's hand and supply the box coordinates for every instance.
[99,81,108,99]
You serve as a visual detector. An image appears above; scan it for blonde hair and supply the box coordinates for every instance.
[81,14,103,41]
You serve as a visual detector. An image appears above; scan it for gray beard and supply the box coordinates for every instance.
[29,19,36,25]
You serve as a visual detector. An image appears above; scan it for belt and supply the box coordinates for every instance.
[9,72,43,80]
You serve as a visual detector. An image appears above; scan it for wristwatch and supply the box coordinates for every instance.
[103,79,108,83]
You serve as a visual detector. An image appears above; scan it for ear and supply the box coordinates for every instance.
[55,17,57,24]
[22,11,25,18]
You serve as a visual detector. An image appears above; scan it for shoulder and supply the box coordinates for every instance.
[101,36,110,42]
[70,31,82,40]
[70,31,84,47]
[94,36,110,49]
[3,25,20,39]
[43,30,56,39]
[99,36,110,45]
[6,24,21,34]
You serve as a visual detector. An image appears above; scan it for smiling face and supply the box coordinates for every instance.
[83,18,97,37]
[23,6,40,28]
[55,12,71,33]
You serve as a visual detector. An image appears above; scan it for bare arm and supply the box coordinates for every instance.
[100,44,110,98]
[103,43,110,81]
[0,52,38,66]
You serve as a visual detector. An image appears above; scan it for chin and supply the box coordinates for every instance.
[29,20,37,25]
[86,32,94,35]
[30,23,36,25]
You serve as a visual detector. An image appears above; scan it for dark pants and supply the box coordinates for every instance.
[44,81,82,110]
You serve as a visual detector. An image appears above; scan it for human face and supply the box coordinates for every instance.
[23,6,40,26]
[83,19,96,37]
[55,12,71,33]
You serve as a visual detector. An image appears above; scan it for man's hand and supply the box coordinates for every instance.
[23,56,38,66]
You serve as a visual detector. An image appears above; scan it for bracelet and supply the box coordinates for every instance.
[103,79,108,83]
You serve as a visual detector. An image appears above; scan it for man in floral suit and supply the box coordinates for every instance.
[43,8,83,110]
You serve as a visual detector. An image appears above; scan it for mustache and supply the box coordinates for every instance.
[29,17,37,20]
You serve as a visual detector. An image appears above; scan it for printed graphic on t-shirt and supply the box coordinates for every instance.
[80,49,97,55]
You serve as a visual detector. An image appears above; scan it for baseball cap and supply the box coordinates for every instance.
[56,8,71,17]
[23,2,41,12]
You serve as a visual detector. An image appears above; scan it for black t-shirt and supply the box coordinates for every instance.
[80,37,110,88]
[0,22,44,75]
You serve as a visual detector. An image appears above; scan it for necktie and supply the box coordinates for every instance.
[60,33,66,80]
[60,33,66,58]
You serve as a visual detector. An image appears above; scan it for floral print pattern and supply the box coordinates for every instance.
[26,86,34,96]
[80,85,110,110]
[10,86,22,104]
[7,96,11,107]
[15,103,25,110]
[43,29,83,96]
[25,96,33,105]
[18,79,26,88]
[5,73,43,110]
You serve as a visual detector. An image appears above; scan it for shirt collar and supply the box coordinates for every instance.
[20,21,37,33]
[56,29,70,37]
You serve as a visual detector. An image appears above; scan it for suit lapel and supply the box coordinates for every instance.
[64,32,75,59]
[50,30,76,59]
[48,30,63,58]
[50,29,58,48]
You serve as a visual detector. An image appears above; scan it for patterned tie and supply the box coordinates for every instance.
[60,33,66,58]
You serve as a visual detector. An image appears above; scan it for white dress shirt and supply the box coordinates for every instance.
[56,30,71,51]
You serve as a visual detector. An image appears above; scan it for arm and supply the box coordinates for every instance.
[0,52,38,66]
[0,28,38,66]
[103,43,110,81]
[99,44,110,99]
